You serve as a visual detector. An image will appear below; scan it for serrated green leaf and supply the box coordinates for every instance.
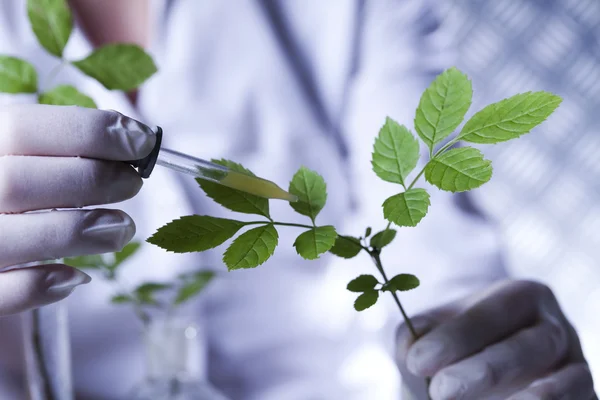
[371,118,420,186]
[0,56,37,93]
[288,166,327,221]
[293,225,337,260]
[27,0,73,58]
[223,224,278,270]
[113,242,141,268]
[175,271,215,305]
[147,215,244,253]
[38,85,97,108]
[354,291,379,311]
[63,254,104,269]
[347,275,379,292]
[196,159,270,218]
[111,294,133,304]
[457,91,562,144]
[383,189,430,227]
[329,236,362,259]
[415,67,472,149]
[383,274,420,292]
[425,147,492,192]
[72,44,157,91]
[370,229,397,249]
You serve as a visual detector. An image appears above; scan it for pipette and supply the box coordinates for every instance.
[129,127,297,202]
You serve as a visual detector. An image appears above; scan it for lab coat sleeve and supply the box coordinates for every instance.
[340,0,510,320]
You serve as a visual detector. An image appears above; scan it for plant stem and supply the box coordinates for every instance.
[370,250,431,399]
[245,221,315,230]
[31,308,56,400]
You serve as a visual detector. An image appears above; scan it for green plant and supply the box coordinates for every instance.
[64,243,217,325]
[1,0,156,107]
[148,68,562,396]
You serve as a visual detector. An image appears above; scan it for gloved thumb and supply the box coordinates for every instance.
[0,264,90,316]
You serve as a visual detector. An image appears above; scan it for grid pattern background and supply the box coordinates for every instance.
[440,0,600,388]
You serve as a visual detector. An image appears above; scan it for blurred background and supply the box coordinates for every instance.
[440,0,600,389]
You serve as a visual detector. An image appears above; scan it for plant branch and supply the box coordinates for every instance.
[31,308,56,400]
[370,250,432,399]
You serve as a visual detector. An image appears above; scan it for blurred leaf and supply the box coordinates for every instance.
[27,0,73,57]
[457,91,562,144]
[38,85,96,108]
[112,242,141,269]
[347,275,379,293]
[382,274,420,292]
[414,67,472,150]
[365,227,372,237]
[370,229,397,249]
[288,166,327,222]
[134,282,171,305]
[196,159,270,218]
[110,294,134,304]
[329,236,362,259]
[63,254,104,269]
[425,147,492,192]
[174,271,215,305]
[0,56,37,93]
[72,44,157,91]
[371,118,420,186]
[293,226,337,260]
[383,189,430,227]
[354,291,379,311]
[223,224,278,270]
[147,216,244,253]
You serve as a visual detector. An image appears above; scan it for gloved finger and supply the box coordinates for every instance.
[506,362,596,400]
[405,280,543,377]
[0,156,142,213]
[396,312,449,362]
[0,104,156,160]
[0,209,135,269]
[429,319,569,399]
[0,264,90,316]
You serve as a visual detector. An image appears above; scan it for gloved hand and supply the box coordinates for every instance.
[396,279,597,399]
[0,104,156,316]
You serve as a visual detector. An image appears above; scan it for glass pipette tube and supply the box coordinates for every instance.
[156,147,297,202]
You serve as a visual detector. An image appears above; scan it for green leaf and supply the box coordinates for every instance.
[134,282,171,305]
[383,274,420,292]
[196,159,270,218]
[370,229,397,249]
[288,166,327,221]
[383,189,430,227]
[38,85,97,108]
[371,118,420,186]
[111,294,134,304]
[457,91,562,144]
[347,275,379,292]
[0,56,37,93]
[27,0,73,58]
[329,236,362,259]
[113,242,141,268]
[63,254,104,269]
[72,44,157,91]
[414,67,472,149]
[293,226,337,260]
[425,147,492,192]
[365,227,372,237]
[147,216,244,253]
[175,271,215,305]
[354,291,379,311]
[223,224,278,270]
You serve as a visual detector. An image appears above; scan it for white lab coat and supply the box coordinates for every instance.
[0,0,507,398]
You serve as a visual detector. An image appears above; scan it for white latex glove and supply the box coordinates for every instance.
[0,104,156,316]
[396,280,597,400]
